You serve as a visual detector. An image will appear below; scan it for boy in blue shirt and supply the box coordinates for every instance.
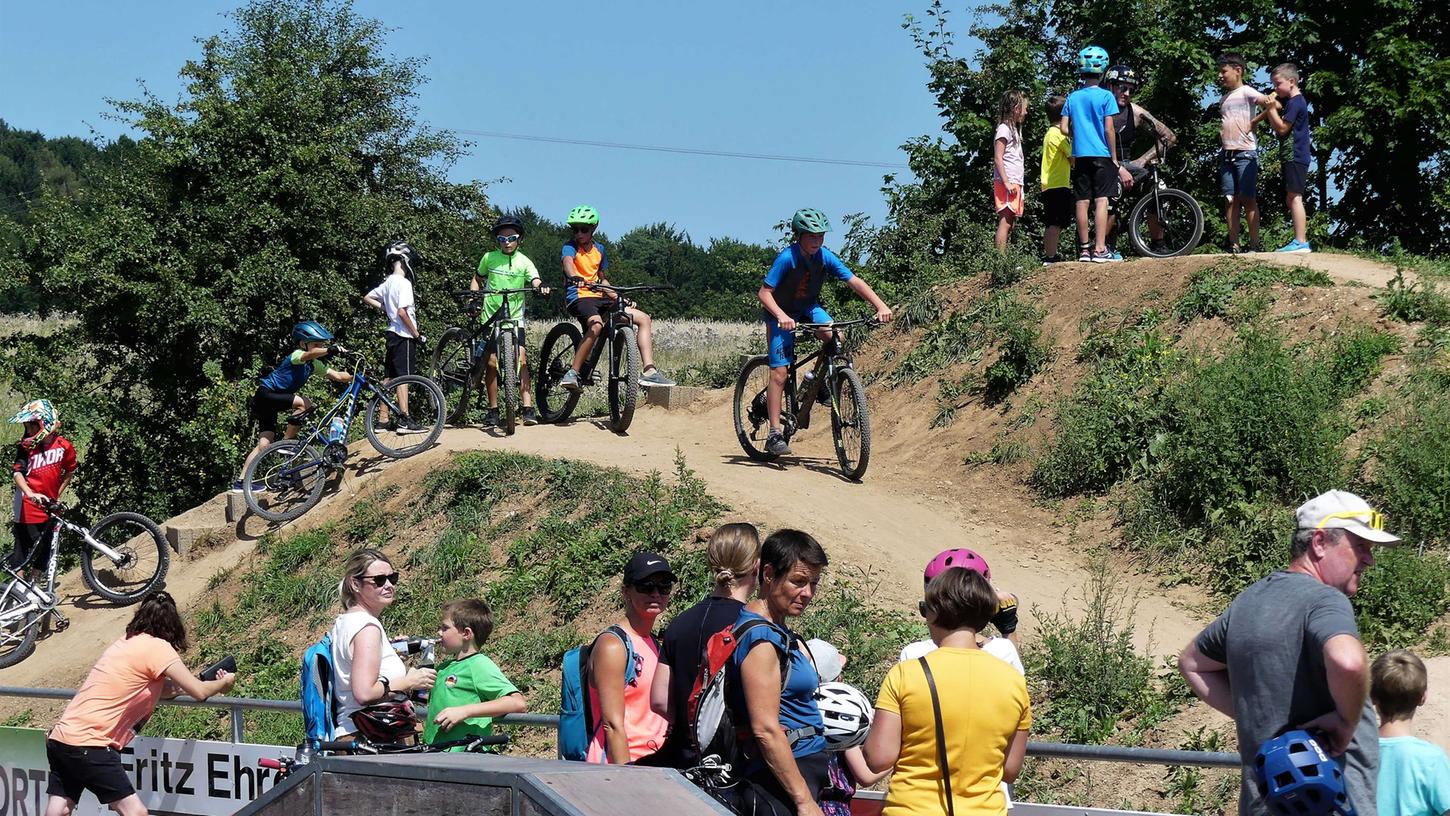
[1061,45,1122,263]
[1372,649,1450,816]
[757,208,891,456]
[1265,63,1313,254]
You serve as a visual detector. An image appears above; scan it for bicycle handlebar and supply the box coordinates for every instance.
[570,279,673,295]
[793,317,880,333]
[452,287,541,298]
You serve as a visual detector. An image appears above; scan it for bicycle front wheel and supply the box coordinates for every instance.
[830,367,871,481]
[1128,187,1204,258]
[81,512,169,604]
[245,440,327,523]
[496,330,520,435]
[365,375,445,458]
[430,327,477,426]
[0,585,39,669]
[536,322,583,423]
[608,326,641,433]
[732,355,776,461]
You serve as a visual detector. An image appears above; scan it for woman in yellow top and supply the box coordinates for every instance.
[864,568,1031,816]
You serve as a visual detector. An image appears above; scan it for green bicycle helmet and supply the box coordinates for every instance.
[791,208,832,234]
[1078,45,1110,75]
[566,205,600,226]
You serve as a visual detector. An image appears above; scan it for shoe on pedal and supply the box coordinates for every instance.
[1148,239,1170,255]
[765,432,791,457]
[483,408,498,428]
[522,407,539,426]
[559,369,582,392]
[640,367,675,387]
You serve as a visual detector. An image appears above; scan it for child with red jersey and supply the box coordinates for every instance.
[8,399,76,575]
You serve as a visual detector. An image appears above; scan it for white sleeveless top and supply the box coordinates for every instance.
[330,610,406,735]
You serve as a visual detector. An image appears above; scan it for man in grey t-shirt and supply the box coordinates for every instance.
[1178,490,1402,816]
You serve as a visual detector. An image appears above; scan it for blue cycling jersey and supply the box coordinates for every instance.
[763,244,852,319]
[259,350,326,393]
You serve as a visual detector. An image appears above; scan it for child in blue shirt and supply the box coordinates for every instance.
[1061,45,1121,263]
[1372,649,1450,816]
[1265,63,1314,254]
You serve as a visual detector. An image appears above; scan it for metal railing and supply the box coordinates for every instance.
[0,685,1239,768]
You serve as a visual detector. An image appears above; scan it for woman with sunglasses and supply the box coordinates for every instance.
[586,551,674,764]
[329,549,436,740]
[472,215,548,427]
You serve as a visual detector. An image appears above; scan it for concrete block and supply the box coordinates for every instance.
[645,385,707,410]
[165,525,209,556]
[226,491,249,523]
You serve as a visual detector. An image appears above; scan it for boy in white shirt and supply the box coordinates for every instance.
[363,240,425,433]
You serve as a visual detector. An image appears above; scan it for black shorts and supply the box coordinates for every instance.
[484,326,527,356]
[384,332,417,378]
[1284,161,1310,195]
[1041,187,1075,228]
[8,522,52,570]
[46,739,136,805]
[566,297,611,326]
[249,388,298,429]
[1072,156,1119,202]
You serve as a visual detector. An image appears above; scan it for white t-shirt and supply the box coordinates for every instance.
[899,636,1024,675]
[1219,85,1267,152]
[330,610,407,735]
[367,274,417,338]
[993,123,1025,186]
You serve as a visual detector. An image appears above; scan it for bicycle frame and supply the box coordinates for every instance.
[0,521,66,624]
[779,319,871,434]
[270,357,407,479]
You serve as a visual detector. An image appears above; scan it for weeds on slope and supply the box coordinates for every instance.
[1173,259,1332,323]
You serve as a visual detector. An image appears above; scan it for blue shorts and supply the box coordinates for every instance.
[1220,151,1259,199]
[766,305,832,368]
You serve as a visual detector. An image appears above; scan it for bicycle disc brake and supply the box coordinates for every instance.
[323,442,349,468]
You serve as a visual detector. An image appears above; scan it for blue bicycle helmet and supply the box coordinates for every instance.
[1078,45,1110,75]
[1253,730,1356,816]
[292,320,334,343]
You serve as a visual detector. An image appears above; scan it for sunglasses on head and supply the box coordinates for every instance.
[361,572,400,588]
[497,234,521,244]
[632,579,674,594]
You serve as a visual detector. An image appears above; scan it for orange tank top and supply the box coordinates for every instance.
[585,625,668,763]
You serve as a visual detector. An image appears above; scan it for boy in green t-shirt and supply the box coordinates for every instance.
[425,598,527,748]
[472,216,548,427]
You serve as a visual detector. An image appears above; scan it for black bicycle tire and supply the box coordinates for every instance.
[430,327,476,426]
[365,375,446,458]
[831,367,872,481]
[732,355,776,461]
[80,512,170,605]
[0,589,39,669]
[245,440,327,523]
[497,330,520,435]
[1128,187,1204,258]
[536,322,583,423]
[608,325,641,432]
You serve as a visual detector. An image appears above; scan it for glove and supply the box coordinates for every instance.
[991,594,1019,636]
[325,345,340,359]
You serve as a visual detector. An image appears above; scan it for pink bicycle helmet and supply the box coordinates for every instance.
[924,548,991,585]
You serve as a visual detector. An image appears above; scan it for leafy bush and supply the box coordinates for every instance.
[1367,385,1450,550]
[892,291,1050,403]
[1354,548,1450,648]
[1174,260,1333,322]
[1375,269,1450,325]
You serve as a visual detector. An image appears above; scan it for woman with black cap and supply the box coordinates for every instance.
[586,551,674,764]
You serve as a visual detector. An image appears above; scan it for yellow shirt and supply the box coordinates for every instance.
[876,648,1031,816]
[1041,125,1071,191]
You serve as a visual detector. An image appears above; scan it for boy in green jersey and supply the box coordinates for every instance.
[424,598,527,748]
[473,216,548,427]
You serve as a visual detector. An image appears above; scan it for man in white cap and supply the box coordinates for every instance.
[1178,489,1400,816]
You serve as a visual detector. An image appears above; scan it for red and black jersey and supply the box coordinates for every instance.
[11,435,77,524]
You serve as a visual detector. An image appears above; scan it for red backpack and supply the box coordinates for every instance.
[685,618,794,773]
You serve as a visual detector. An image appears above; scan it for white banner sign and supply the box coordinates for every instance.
[0,728,291,816]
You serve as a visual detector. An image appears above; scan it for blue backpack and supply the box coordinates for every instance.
[558,625,638,761]
[300,631,337,746]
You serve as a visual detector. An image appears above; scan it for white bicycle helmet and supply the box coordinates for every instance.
[814,681,873,750]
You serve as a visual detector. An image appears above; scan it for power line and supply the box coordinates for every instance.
[449,128,910,170]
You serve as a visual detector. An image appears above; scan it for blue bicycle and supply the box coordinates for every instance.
[242,351,445,522]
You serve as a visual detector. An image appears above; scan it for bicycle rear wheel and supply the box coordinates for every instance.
[732,356,777,461]
[81,512,169,604]
[536,322,583,423]
[245,440,327,523]
[608,326,641,432]
[830,367,871,481]
[365,375,445,458]
[1128,187,1204,258]
[497,330,520,435]
[0,585,39,669]
[430,327,477,426]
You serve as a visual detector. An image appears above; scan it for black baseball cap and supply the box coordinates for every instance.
[624,552,675,584]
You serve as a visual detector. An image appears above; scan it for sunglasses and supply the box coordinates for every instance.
[497,235,521,244]
[360,572,400,588]
[571,225,595,234]
[632,580,674,595]
[1315,509,1385,531]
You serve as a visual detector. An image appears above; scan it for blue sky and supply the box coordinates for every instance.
[0,1,960,246]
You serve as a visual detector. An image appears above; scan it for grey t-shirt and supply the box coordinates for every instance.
[1195,570,1379,816]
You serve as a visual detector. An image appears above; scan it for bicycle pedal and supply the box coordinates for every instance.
[53,612,70,632]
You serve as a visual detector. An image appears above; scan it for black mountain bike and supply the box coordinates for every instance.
[430,287,543,435]
[732,318,877,481]
[534,282,670,433]
[1121,143,1205,258]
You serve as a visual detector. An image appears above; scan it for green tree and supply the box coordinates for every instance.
[11,0,490,517]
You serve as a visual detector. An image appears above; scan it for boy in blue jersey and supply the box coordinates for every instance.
[1265,63,1313,254]
[757,208,891,456]
[236,321,353,490]
[1062,45,1122,263]
[1372,649,1450,816]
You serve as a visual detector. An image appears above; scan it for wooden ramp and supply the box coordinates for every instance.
[235,752,732,816]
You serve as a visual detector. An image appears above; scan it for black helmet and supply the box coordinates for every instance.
[493,215,525,238]
[1105,65,1139,88]
[385,240,419,280]
[350,700,417,744]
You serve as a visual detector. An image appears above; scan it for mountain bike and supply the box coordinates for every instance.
[430,286,545,435]
[243,351,445,523]
[0,503,169,668]
[259,733,510,781]
[534,282,671,433]
[732,318,877,481]
[1119,142,1205,258]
